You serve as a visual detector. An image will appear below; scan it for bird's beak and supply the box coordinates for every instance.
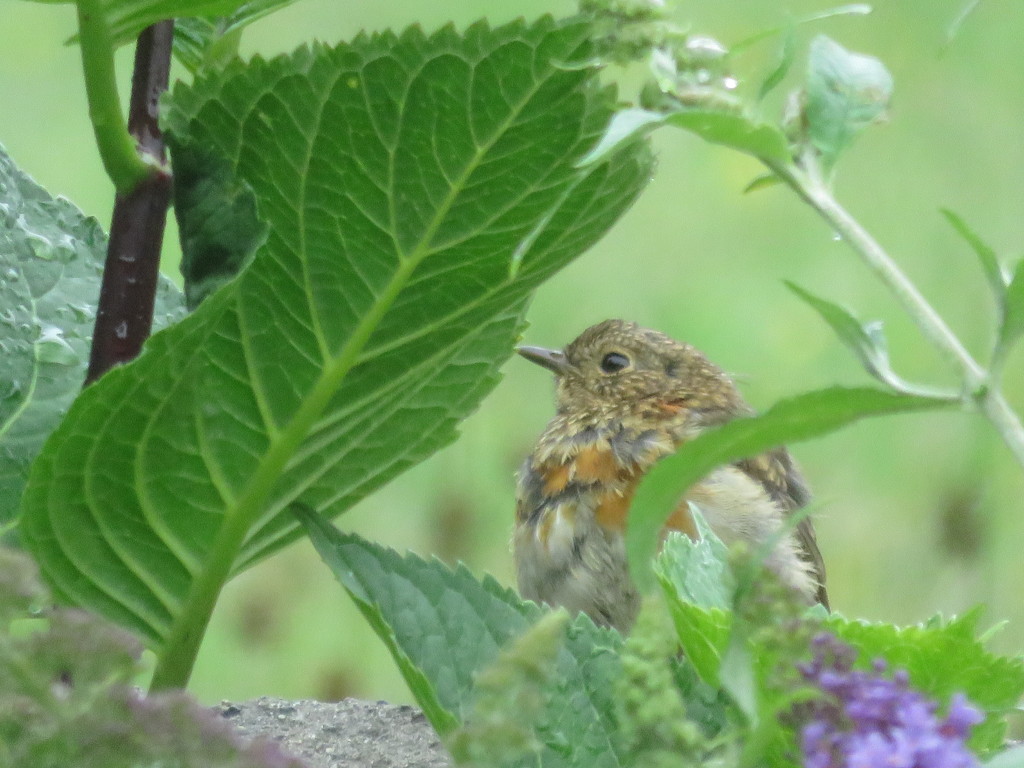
[516,345,569,375]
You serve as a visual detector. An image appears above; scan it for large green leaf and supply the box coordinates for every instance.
[0,143,184,528]
[627,387,952,591]
[299,508,625,768]
[19,18,651,675]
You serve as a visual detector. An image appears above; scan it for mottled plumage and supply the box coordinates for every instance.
[514,319,827,632]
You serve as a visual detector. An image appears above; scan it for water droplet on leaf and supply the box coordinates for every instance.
[36,324,79,366]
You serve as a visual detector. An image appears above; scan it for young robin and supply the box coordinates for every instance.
[514,319,827,633]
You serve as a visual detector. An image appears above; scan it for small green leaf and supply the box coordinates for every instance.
[996,259,1024,358]
[787,282,960,399]
[628,387,952,592]
[718,625,758,722]
[758,27,796,101]
[585,106,791,169]
[826,609,1024,754]
[787,281,880,364]
[656,524,733,686]
[729,5,873,55]
[785,282,898,385]
[664,110,791,164]
[657,519,732,611]
[578,108,666,167]
[298,508,626,767]
[743,173,782,194]
[804,35,893,170]
[941,208,1007,304]
[0,143,184,528]
[172,2,302,73]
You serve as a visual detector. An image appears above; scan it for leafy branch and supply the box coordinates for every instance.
[768,148,1024,468]
[580,3,1024,564]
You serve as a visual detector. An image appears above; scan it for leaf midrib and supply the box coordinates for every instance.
[157,32,573,658]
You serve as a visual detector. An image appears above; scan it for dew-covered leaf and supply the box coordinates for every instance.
[0,143,184,527]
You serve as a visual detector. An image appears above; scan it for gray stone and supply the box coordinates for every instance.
[218,697,452,768]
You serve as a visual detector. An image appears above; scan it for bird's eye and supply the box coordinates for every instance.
[599,351,630,374]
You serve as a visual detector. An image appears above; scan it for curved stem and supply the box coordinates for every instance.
[767,153,1024,469]
[85,20,174,385]
[76,0,153,193]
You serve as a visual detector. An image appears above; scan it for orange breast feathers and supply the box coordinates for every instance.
[523,440,698,540]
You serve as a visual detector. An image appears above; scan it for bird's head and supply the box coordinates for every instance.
[517,319,747,430]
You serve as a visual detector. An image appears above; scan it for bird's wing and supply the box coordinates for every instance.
[736,448,829,609]
[794,515,829,609]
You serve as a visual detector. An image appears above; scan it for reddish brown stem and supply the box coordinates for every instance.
[85,20,174,386]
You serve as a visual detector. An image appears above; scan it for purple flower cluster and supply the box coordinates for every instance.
[797,633,983,768]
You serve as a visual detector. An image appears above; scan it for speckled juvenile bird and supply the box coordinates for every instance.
[514,319,827,633]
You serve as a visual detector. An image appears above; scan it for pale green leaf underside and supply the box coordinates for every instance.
[581,107,790,168]
[0,143,184,526]
[656,524,733,686]
[299,509,625,768]
[20,19,651,648]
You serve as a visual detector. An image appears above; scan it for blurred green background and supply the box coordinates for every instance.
[3,0,1023,705]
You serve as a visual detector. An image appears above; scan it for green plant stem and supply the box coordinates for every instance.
[149,254,424,692]
[768,152,1024,469]
[76,0,153,193]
